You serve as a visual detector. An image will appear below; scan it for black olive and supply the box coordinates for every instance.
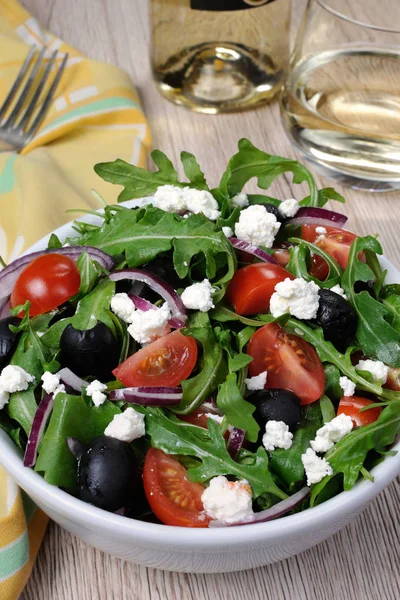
[48,303,76,327]
[311,289,357,351]
[141,257,182,303]
[247,389,302,442]
[77,436,139,512]
[264,203,284,223]
[59,321,121,380]
[0,317,21,369]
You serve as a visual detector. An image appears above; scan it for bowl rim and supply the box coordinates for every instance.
[0,200,399,547]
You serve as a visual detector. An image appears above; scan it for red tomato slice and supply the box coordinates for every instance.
[226,263,294,315]
[113,330,197,387]
[302,224,358,270]
[337,396,381,427]
[247,323,325,404]
[10,254,80,317]
[384,367,400,391]
[272,248,290,268]
[143,448,210,527]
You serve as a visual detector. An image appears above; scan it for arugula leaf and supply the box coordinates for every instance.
[325,401,400,489]
[342,236,400,367]
[180,151,209,190]
[79,206,236,283]
[216,138,319,206]
[381,292,400,333]
[210,304,272,327]
[35,394,120,489]
[216,373,260,443]
[287,238,343,286]
[94,150,181,202]
[320,395,336,423]
[76,252,101,296]
[228,353,253,372]
[299,187,345,208]
[269,403,322,488]
[174,313,228,414]
[323,364,343,404]
[47,233,63,249]
[144,408,287,499]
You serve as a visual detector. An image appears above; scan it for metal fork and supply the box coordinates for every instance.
[0,47,68,152]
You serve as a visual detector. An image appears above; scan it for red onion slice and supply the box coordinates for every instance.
[109,269,187,326]
[287,207,347,229]
[58,368,88,392]
[23,393,55,468]
[208,486,310,527]
[227,427,246,460]
[110,386,182,405]
[0,246,115,308]
[0,298,10,319]
[229,238,278,265]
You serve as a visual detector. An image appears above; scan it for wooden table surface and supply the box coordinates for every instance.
[20,1,400,598]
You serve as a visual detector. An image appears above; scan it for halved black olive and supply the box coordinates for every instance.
[0,317,21,369]
[311,289,357,351]
[247,388,302,443]
[59,321,121,379]
[77,436,139,512]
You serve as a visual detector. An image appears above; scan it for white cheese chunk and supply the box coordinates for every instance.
[41,371,65,398]
[339,376,356,397]
[205,413,224,424]
[262,420,293,451]
[153,185,187,213]
[231,192,249,208]
[356,359,389,384]
[0,390,10,410]
[222,226,234,238]
[244,371,267,391]
[315,226,327,235]
[270,277,320,320]
[153,185,221,220]
[181,279,215,312]
[201,476,253,523]
[0,365,35,393]
[111,293,136,323]
[301,448,333,485]
[127,303,171,344]
[86,380,108,407]
[330,284,347,300]
[234,205,281,249]
[104,407,145,443]
[311,414,353,453]
[278,198,299,218]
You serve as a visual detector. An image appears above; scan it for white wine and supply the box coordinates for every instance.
[150,0,291,113]
[281,48,400,190]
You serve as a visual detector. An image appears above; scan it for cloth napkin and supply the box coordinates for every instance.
[0,1,150,597]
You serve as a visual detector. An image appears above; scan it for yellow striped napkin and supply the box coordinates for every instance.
[0,1,150,597]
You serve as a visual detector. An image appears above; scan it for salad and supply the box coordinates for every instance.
[0,139,399,528]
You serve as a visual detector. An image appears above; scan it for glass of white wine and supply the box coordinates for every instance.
[281,0,400,191]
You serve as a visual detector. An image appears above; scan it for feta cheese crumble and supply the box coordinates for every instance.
[339,376,356,397]
[41,371,65,397]
[201,476,253,523]
[0,365,35,393]
[104,407,145,443]
[310,414,353,453]
[153,185,221,220]
[127,303,171,344]
[111,293,136,323]
[330,284,347,300]
[301,448,333,485]
[205,413,224,424]
[278,198,299,219]
[231,192,249,208]
[356,359,389,384]
[244,371,267,391]
[270,278,320,320]
[315,226,327,235]
[0,390,10,411]
[181,279,214,312]
[86,380,108,407]
[262,420,293,451]
[234,205,281,249]
[222,226,234,238]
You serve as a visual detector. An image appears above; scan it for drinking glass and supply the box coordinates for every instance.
[280,0,400,191]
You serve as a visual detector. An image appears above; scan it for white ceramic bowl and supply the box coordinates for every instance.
[0,203,399,573]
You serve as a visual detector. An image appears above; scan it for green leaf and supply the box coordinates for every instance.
[173,313,228,414]
[269,403,322,488]
[342,236,400,367]
[287,238,343,286]
[320,395,336,424]
[7,390,38,437]
[209,304,269,327]
[300,187,345,208]
[228,353,253,372]
[216,373,260,443]
[76,252,101,296]
[381,294,400,333]
[325,402,400,490]
[47,233,63,249]
[79,205,236,284]
[94,150,181,202]
[144,408,287,499]
[217,138,318,206]
[323,364,343,403]
[35,394,120,489]
[180,151,209,190]
[247,194,280,207]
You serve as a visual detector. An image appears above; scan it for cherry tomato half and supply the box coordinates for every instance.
[337,396,381,427]
[113,330,198,387]
[247,323,325,404]
[302,224,358,270]
[10,254,80,317]
[143,448,210,527]
[384,367,400,391]
[226,262,294,316]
